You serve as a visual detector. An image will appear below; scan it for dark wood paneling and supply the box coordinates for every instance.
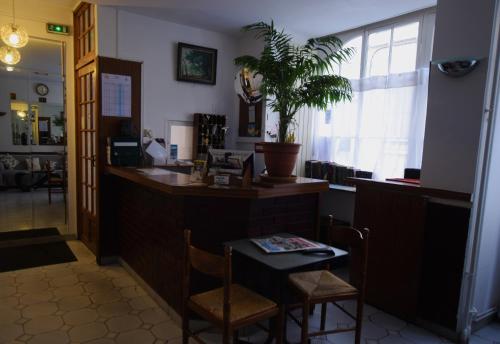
[107,176,321,314]
[418,202,470,329]
[351,179,471,330]
[354,185,427,319]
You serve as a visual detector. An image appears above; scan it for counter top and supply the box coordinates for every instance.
[105,166,328,199]
[347,177,471,202]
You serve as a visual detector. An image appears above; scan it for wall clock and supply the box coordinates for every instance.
[35,83,49,96]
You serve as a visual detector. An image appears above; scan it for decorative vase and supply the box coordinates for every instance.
[261,142,301,177]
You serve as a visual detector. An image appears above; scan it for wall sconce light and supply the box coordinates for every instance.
[432,58,480,78]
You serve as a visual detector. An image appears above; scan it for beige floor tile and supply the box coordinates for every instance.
[129,295,157,310]
[120,285,147,299]
[68,322,108,342]
[90,289,122,304]
[62,308,98,326]
[20,290,54,305]
[140,308,170,325]
[49,275,79,288]
[97,301,132,318]
[27,330,69,344]
[0,295,19,309]
[0,308,21,324]
[53,284,84,299]
[84,279,115,293]
[85,339,116,344]
[151,321,182,340]
[24,315,64,335]
[22,302,58,318]
[116,328,156,344]
[57,295,91,311]
[107,314,142,333]
[0,285,16,298]
[79,271,107,282]
[112,276,136,288]
[0,323,23,342]
[18,280,50,294]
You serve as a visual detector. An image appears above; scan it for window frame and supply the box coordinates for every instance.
[335,7,436,80]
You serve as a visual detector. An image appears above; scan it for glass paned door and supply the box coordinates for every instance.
[76,62,98,253]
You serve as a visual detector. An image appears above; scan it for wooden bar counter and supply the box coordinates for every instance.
[100,166,328,315]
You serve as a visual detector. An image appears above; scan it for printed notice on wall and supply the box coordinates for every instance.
[101,73,132,117]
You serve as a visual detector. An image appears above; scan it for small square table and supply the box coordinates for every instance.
[225,233,348,343]
[225,233,348,303]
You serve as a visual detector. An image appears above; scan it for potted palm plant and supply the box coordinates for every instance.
[235,21,353,178]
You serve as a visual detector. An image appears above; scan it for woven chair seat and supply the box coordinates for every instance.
[289,270,357,299]
[190,284,277,324]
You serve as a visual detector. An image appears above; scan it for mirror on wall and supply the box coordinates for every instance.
[11,101,65,145]
[0,37,67,234]
[0,38,65,152]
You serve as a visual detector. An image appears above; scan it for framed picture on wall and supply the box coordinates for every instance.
[177,43,217,85]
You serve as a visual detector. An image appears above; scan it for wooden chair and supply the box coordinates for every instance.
[182,230,284,344]
[288,217,369,344]
[45,156,66,204]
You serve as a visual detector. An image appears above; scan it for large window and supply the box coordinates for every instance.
[311,11,435,180]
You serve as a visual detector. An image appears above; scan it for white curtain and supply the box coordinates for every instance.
[311,69,429,180]
[307,12,435,180]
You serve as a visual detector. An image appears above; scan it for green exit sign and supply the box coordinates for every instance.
[47,23,70,35]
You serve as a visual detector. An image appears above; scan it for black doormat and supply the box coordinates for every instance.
[0,227,60,241]
[0,241,77,273]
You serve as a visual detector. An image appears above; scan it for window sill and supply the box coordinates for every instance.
[328,184,356,193]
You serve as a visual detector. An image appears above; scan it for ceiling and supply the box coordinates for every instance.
[89,0,436,38]
[0,38,62,80]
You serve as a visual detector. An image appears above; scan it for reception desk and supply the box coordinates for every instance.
[100,166,328,314]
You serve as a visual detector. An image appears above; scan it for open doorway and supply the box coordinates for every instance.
[0,38,68,236]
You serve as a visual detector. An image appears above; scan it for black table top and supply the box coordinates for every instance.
[225,233,348,272]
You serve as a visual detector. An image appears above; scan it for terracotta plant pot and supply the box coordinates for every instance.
[262,142,301,177]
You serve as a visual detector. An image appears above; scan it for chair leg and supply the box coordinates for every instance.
[301,299,310,344]
[223,326,230,344]
[275,305,285,344]
[233,330,239,344]
[355,298,364,344]
[320,302,327,331]
[182,309,189,344]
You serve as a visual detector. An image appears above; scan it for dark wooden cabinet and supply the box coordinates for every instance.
[353,184,427,319]
[192,113,226,160]
[349,178,471,329]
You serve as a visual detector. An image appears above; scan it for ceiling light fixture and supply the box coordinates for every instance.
[0,0,29,48]
[0,45,21,65]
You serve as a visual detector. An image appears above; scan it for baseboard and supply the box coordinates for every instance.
[62,234,77,240]
[414,318,459,342]
[472,307,498,332]
[117,257,181,325]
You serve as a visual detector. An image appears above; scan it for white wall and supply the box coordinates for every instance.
[420,0,495,194]
[0,0,76,235]
[472,82,500,322]
[97,7,240,148]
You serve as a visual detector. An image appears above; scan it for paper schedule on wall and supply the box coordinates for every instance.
[101,73,132,117]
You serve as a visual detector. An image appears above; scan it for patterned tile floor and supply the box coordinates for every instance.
[0,240,498,344]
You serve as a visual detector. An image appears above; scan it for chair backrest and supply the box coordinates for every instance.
[404,168,421,179]
[183,230,232,323]
[325,216,369,293]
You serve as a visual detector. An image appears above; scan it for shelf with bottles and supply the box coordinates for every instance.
[192,113,227,160]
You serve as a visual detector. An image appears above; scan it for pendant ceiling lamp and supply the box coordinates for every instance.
[0,46,21,65]
[1,0,29,48]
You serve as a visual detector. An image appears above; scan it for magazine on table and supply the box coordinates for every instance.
[251,235,325,254]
